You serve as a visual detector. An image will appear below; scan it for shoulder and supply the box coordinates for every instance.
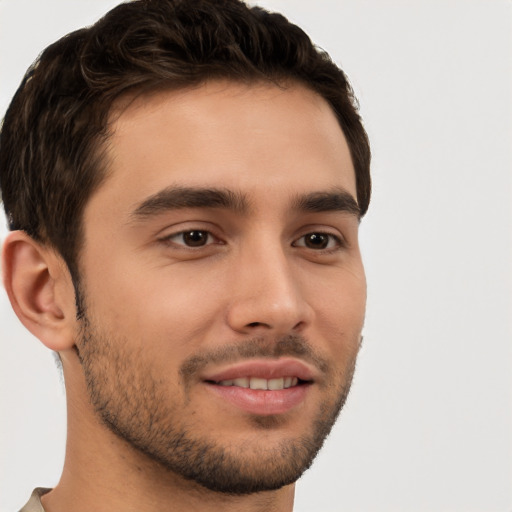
[18,488,51,512]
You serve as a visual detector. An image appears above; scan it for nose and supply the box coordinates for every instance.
[226,244,314,336]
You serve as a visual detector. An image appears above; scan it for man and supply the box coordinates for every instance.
[0,0,371,510]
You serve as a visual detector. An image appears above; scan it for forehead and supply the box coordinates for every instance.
[88,81,356,220]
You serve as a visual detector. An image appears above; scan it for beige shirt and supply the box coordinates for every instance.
[19,488,50,512]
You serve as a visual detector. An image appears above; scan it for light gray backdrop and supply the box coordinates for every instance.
[1,1,511,511]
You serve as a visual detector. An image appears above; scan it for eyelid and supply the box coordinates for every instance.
[293,231,344,250]
[158,227,223,248]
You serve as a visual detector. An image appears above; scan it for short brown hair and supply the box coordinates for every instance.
[0,0,371,284]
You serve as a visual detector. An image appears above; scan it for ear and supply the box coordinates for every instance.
[2,231,77,351]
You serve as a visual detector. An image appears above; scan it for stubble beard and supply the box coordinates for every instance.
[75,310,359,495]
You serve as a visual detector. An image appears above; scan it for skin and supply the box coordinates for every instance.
[2,81,366,512]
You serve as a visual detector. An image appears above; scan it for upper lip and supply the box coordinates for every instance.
[201,358,316,383]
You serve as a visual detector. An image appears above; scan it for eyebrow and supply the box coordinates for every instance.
[131,186,249,219]
[292,188,361,218]
[130,185,360,221]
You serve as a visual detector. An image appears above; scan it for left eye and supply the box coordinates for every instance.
[293,232,341,250]
[166,230,214,247]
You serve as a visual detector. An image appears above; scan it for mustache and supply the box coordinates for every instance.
[179,334,330,381]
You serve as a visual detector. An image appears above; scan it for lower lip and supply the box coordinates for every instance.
[204,383,310,415]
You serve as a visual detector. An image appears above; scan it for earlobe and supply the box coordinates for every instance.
[2,231,77,351]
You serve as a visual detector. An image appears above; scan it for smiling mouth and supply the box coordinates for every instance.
[206,376,305,390]
[199,358,316,414]
[203,376,312,415]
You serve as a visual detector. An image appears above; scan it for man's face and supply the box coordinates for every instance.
[76,81,366,493]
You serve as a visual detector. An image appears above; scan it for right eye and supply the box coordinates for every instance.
[163,230,215,248]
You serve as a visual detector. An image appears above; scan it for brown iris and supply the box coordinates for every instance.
[182,230,209,247]
[304,233,330,249]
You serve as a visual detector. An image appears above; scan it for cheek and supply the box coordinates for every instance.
[314,260,366,316]
[84,257,228,352]
[311,266,366,349]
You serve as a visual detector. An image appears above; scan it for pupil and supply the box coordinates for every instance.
[306,233,328,249]
[183,231,207,246]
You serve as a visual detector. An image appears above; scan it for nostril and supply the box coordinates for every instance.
[247,322,266,328]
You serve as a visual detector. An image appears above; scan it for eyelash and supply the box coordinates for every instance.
[292,232,344,252]
[160,229,345,252]
[161,230,221,249]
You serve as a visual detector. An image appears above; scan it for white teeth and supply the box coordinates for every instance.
[249,377,268,390]
[216,376,300,389]
[268,377,285,390]
[233,377,250,388]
